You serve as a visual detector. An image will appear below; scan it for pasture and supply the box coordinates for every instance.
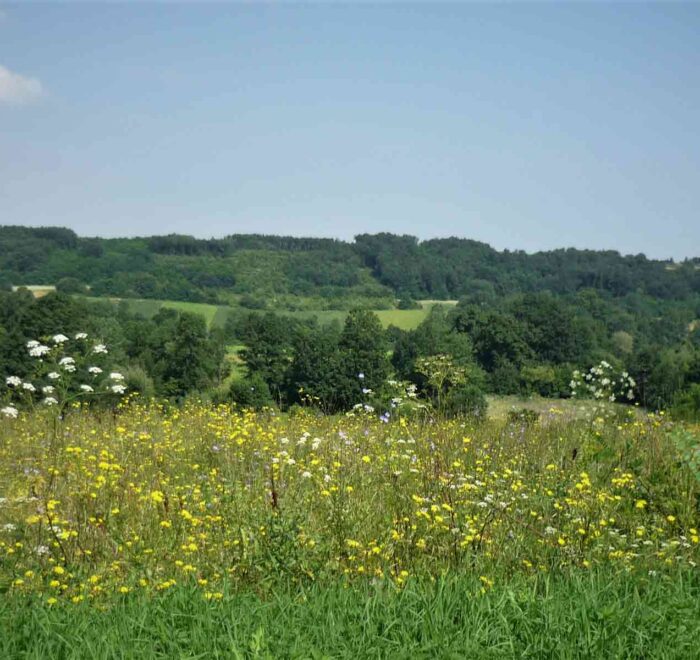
[78,295,457,330]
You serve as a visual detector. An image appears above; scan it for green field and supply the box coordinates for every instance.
[2,403,699,658]
[80,296,458,330]
[4,571,699,659]
[484,394,644,422]
[82,296,226,328]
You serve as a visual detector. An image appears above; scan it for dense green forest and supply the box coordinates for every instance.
[2,225,700,419]
[2,226,699,307]
[1,287,699,420]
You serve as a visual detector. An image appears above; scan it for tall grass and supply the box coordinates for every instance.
[3,570,699,659]
[1,403,698,657]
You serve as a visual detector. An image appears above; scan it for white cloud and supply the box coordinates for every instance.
[0,64,44,105]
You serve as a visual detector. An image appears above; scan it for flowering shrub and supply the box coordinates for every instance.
[2,332,127,417]
[570,361,636,403]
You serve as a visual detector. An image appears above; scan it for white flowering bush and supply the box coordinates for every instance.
[570,361,636,403]
[1,332,127,418]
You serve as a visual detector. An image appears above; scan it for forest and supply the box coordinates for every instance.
[2,225,699,307]
[1,225,699,419]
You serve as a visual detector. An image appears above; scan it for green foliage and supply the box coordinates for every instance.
[2,571,700,659]
[228,373,274,410]
[158,313,225,398]
[672,384,700,422]
[56,277,88,294]
[4,226,700,411]
[442,384,488,420]
[4,225,699,307]
[507,407,541,425]
[397,297,421,310]
[336,309,390,409]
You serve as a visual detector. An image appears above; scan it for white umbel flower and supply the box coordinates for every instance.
[1,406,18,418]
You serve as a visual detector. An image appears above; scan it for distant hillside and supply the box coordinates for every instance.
[1,225,698,306]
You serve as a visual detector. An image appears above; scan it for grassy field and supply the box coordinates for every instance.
[484,394,645,423]
[3,570,699,658]
[80,296,458,331]
[11,285,56,298]
[81,296,225,328]
[1,402,698,658]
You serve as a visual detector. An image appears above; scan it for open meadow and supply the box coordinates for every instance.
[2,401,699,657]
[79,295,455,331]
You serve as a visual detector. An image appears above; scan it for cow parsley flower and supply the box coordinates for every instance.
[52,334,69,344]
[59,357,76,372]
[110,372,124,381]
[26,340,40,349]
[22,382,36,393]
[6,376,21,387]
[110,384,126,394]
[42,385,55,394]
[48,372,60,380]
[43,397,58,406]
[88,366,103,375]
[80,384,94,393]
[75,332,88,340]
[1,406,18,418]
[93,344,108,354]
[29,345,50,357]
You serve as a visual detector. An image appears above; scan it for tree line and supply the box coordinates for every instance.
[2,226,698,307]
[3,288,699,420]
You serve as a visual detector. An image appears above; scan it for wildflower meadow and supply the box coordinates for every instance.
[2,345,700,656]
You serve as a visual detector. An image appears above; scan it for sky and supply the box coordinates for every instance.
[1,3,699,260]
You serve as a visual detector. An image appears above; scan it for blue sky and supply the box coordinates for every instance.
[1,3,699,259]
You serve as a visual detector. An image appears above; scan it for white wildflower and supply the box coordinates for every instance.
[52,334,69,344]
[109,372,124,381]
[75,332,88,340]
[29,344,50,357]
[48,372,60,380]
[1,406,19,418]
[93,344,108,354]
[22,382,36,392]
[88,366,103,375]
[80,384,94,393]
[6,376,21,387]
[43,397,58,406]
[42,385,55,394]
[110,384,126,394]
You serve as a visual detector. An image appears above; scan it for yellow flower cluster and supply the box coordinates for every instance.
[0,402,698,604]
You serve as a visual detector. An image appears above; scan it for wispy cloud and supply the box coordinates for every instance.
[0,64,44,105]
